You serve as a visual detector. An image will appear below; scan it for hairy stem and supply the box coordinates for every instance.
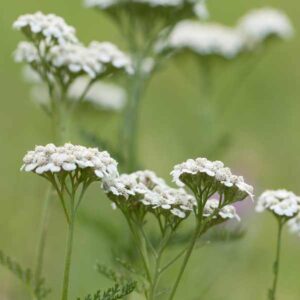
[168,221,202,300]
[34,186,53,283]
[269,219,284,300]
[61,196,75,300]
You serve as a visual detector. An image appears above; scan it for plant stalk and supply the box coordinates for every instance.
[269,219,283,300]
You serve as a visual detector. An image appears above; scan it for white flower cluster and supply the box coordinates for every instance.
[256,190,300,217]
[288,213,300,236]
[21,143,118,180]
[166,21,244,59]
[13,12,78,45]
[14,42,39,64]
[104,170,196,219]
[171,157,254,199]
[203,199,240,221]
[89,42,133,74]
[47,43,104,78]
[142,185,196,218]
[237,8,294,46]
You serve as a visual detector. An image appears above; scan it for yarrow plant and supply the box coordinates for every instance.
[84,0,207,171]
[98,157,253,300]
[256,189,300,300]
[13,12,132,143]
[4,2,298,300]
[21,143,119,300]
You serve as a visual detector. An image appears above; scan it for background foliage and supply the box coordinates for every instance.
[0,0,299,299]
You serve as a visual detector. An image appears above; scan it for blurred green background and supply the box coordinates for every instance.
[0,0,300,299]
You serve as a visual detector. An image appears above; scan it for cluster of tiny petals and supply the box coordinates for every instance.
[89,42,133,74]
[47,43,104,78]
[13,12,78,44]
[14,42,39,64]
[104,170,195,218]
[288,213,300,236]
[171,157,254,198]
[166,21,244,59]
[237,7,294,45]
[21,143,118,180]
[203,199,240,221]
[256,189,300,217]
[142,185,196,218]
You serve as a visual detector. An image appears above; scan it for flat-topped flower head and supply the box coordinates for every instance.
[21,143,118,181]
[203,199,240,221]
[256,189,300,218]
[237,7,294,47]
[171,157,254,204]
[103,170,195,225]
[288,213,300,236]
[142,185,196,219]
[88,42,133,74]
[47,43,104,79]
[164,21,245,59]
[14,41,39,64]
[13,12,78,45]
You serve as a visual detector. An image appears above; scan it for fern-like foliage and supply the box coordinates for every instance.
[0,250,51,299]
[77,281,136,300]
[95,263,127,283]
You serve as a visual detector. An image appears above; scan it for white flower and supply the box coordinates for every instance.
[88,41,133,74]
[288,213,300,236]
[104,169,196,218]
[203,199,240,221]
[166,20,244,59]
[14,42,39,64]
[237,8,294,47]
[22,66,42,83]
[13,12,78,44]
[69,78,127,111]
[47,43,104,78]
[21,143,118,180]
[256,189,300,217]
[193,0,209,20]
[171,157,254,200]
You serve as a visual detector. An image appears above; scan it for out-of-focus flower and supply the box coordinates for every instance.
[237,8,294,47]
[171,157,254,203]
[21,143,118,180]
[203,198,240,221]
[288,213,300,236]
[14,42,39,64]
[13,12,78,45]
[256,189,300,218]
[164,21,245,59]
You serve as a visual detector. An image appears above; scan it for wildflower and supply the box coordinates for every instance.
[256,189,300,218]
[165,21,245,59]
[288,213,300,236]
[203,198,240,221]
[171,157,254,204]
[13,12,78,45]
[21,143,118,181]
[14,41,39,64]
[103,170,196,225]
[237,7,294,47]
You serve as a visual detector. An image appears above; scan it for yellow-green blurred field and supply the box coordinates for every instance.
[0,0,300,299]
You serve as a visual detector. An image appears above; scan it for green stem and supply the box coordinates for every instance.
[269,219,283,300]
[168,221,202,300]
[61,199,75,300]
[34,186,53,283]
[149,230,172,300]
[121,58,145,172]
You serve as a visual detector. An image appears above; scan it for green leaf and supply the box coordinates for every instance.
[77,281,136,300]
[0,250,51,299]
